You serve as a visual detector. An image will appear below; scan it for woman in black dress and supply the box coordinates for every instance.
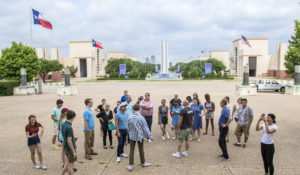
[158,99,169,140]
[99,103,114,149]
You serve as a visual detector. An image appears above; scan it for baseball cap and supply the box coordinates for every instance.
[61,108,69,113]
[120,102,127,107]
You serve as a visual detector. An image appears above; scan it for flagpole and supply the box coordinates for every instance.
[28,0,33,46]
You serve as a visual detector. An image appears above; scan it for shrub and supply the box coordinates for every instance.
[0,80,20,96]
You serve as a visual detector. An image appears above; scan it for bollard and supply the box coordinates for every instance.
[38,80,43,94]
[295,65,300,85]
[20,68,27,87]
[242,65,249,86]
[65,68,71,86]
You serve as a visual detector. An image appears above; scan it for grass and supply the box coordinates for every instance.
[98,162,106,164]
[77,161,84,164]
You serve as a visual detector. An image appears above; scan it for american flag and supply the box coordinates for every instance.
[241,35,251,47]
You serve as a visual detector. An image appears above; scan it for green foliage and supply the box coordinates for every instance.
[105,58,157,79]
[285,20,300,76]
[66,65,78,76]
[0,42,40,81]
[39,59,64,82]
[0,80,20,96]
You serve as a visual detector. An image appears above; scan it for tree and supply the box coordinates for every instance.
[0,42,40,81]
[66,65,78,77]
[189,67,199,78]
[39,59,63,83]
[285,20,300,76]
[128,66,139,78]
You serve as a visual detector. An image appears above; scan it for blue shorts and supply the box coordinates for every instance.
[27,136,41,146]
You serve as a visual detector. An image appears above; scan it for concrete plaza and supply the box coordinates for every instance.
[0,80,299,175]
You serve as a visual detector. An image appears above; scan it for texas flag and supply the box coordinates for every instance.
[32,9,53,30]
[92,39,103,49]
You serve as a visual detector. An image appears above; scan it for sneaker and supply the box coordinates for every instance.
[90,152,98,155]
[57,143,62,147]
[233,143,241,147]
[104,146,107,149]
[120,153,128,158]
[127,165,133,171]
[147,139,152,143]
[203,132,208,135]
[34,165,40,169]
[161,136,166,140]
[166,132,170,139]
[242,144,247,148]
[197,138,201,142]
[172,137,177,140]
[73,168,77,172]
[182,151,188,157]
[142,162,151,167]
[221,158,230,163]
[85,156,92,160]
[172,152,181,158]
[52,146,60,150]
[110,145,114,149]
[41,165,47,170]
[212,132,215,136]
[217,154,224,158]
[116,157,121,163]
[189,138,193,141]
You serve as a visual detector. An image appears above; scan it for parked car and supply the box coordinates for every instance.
[251,79,286,92]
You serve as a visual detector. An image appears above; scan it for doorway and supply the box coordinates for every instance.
[80,58,87,77]
[249,57,257,77]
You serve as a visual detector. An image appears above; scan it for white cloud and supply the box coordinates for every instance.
[0,0,299,63]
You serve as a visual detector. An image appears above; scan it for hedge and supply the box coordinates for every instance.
[0,80,20,96]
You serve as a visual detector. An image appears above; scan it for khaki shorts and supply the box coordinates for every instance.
[178,128,191,142]
[234,124,250,138]
[65,151,77,163]
[53,124,58,136]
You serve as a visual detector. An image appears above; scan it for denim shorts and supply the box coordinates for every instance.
[27,136,41,146]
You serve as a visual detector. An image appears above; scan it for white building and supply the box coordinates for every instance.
[160,41,169,74]
[106,51,138,61]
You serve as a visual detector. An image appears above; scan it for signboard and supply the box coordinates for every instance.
[177,65,180,72]
[119,64,126,74]
[205,63,212,74]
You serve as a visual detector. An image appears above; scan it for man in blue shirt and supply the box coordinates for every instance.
[117,95,134,114]
[120,90,128,102]
[115,103,129,163]
[218,99,232,162]
[83,98,97,160]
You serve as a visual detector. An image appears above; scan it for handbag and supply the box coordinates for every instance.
[104,111,116,131]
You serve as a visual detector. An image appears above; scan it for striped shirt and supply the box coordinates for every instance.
[128,113,152,142]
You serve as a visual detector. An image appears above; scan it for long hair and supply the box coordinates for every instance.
[27,115,38,127]
[58,112,67,131]
[193,98,200,106]
[268,113,276,124]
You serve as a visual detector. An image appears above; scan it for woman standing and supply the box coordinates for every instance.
[25,115,47,170]
[203,93,215,136]
[171,100,183,140]
[186,96,193,107]
[232,97,242,122]
[158,99,169,140]
[191,98,205,141]
[256,114,277,175]
[99,103,114,149]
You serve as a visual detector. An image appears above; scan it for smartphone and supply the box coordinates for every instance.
[261,113,265,118]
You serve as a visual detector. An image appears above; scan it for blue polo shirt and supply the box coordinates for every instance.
[121,95,126,102]
[83,107,95,131]
[115,111,128,129]
[218,107,230,126]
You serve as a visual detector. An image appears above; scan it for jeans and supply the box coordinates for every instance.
[144,115,153,132]
[261,143,275,175]
[218,126,229,159]
[103,130,112,146]
[129,140,145,165]
[117,129,127,157]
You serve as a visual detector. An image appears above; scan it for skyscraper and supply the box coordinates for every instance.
[145,57,150,63]
[160,41,169,74]
[151,55,156,64]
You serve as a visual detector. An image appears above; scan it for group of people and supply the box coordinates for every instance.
[25,90,278,175]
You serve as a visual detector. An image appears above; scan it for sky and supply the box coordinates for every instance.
[0,0,299,63]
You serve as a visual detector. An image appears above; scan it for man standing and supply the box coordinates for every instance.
[115,103,129,163]
[218,99,232,162]
[139,93,153,142]
[83,98,98,160]
[117,95,133,114]
[234,98,254,148]
[61,110,77,175]
[170,94,182,109]
[172,100,194,158]
[127,104,153,171]
[51,99,63,149]
[121,90,128,102]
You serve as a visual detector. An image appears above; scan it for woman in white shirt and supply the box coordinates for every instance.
[256,113,277,175]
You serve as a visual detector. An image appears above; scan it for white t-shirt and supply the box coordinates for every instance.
[261,124,277,144]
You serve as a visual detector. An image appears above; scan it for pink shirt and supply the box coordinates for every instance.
[139,99,153,117]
